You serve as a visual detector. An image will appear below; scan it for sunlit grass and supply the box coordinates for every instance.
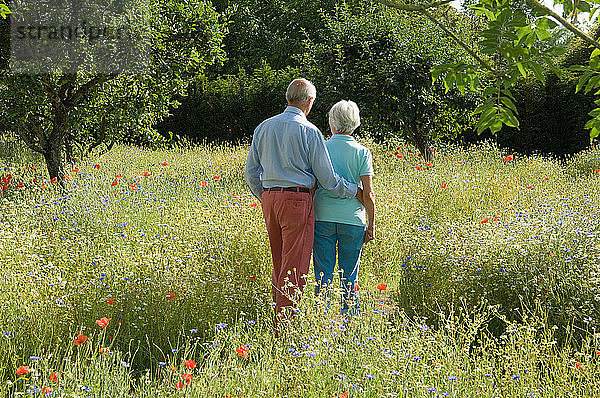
[1,135,600,396]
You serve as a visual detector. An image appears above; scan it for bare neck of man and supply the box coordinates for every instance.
[288,100,312,116]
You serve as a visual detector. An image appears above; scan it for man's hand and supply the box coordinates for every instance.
[364,226,374,243]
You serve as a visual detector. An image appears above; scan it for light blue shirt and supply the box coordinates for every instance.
[244,106,358,200]
[314,134,374,227]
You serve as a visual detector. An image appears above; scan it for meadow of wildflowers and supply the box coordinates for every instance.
[1,135,600,397]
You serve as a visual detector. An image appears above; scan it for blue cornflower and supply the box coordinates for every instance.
[427,387,436,392]
[448,376,458,381]
[512,374,520,380]
[158,362,166,366]
[366,374,375,380]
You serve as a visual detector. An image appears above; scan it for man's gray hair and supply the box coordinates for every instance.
[329,100,361,134]
[286,78,317,104]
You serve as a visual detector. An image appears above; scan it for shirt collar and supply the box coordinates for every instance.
[284,106,306,117]
[330,133,355,141]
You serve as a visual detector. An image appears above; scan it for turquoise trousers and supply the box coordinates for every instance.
[313,221,365,315]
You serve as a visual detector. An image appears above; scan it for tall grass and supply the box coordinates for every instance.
[1,135,599,396]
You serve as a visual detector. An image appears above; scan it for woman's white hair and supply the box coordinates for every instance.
[286,78,316,104]
[329,100,361,134]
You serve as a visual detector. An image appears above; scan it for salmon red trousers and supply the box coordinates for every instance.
[261,190,314,313]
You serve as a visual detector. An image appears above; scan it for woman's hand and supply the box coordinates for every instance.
[364,226,374,243]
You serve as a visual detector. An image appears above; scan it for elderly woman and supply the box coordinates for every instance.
[313,100,375,315]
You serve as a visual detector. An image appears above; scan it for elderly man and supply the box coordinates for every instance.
[244,78,361,317]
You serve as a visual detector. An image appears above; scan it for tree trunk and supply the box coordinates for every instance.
[408,123,432,162]
[43,137,65,184]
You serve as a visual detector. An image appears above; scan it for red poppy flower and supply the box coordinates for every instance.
[250,202,258,207]
[502,155,514,162]
[74,334,87,345]
[41,183,46,189]
[214,175,221,180]
[72,167,79,172]
[354,285,360,291]
[95,317,111,328]
[107,298,115,304]
[111,180,118,187]
[166,292,177,300]
[595,169,600,173]
[16,366,30,375]
[50,177,57,184]
[441,183,447,188]
[575,362,584,372]
[16,182,24,188]
[481,217,489,224]
[33,178,38,182]
[49,372,59,382]
[526,185,532,189]
[41,386,52,395]
[116,174,123,178]
[99,347,109,354]
[377,283,387,291]
[185,360,196,369]
[249,276,257,281]
[129,184,137,191]
[200,181,208,187]
[493,216,498,222]
[458,161,464,165]
[94,164,100,170]
[396,154,403,159]
[426,161,432,167]
[64,174,70,181]
[160,162,167,166]
[236,345,249,358]
[175,381,184,390]
[182,373,193,385]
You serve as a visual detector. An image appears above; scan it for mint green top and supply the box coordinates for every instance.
[314,134,374,227]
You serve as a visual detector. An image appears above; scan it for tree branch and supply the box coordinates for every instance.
[524,0,600,50]
[376,0,501,75]
[421,8,497,74]
[67,74,116,107]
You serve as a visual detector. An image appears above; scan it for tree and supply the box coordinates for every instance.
[0,0,225,182]
[377,0,600,143]
[301,3,478,159]
[210,0,365,75]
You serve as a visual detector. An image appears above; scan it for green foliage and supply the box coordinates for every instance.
[210,0,364,74]
[157,64,298,142]
[0,1,9,19]
[301,3,478,156]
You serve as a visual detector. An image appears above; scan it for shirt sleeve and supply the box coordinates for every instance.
[360,149,374,176]
[308,130,357,199]
[244,132,264,200]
